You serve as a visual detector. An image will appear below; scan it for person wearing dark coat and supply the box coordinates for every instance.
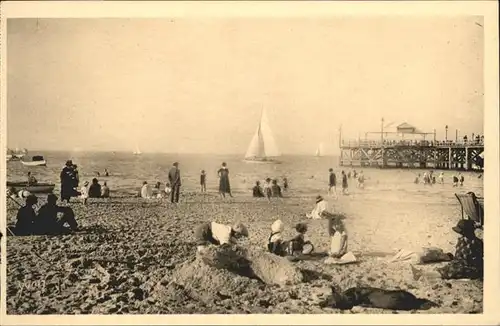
[88,178,102,198]
[168,162,181,203]
[271,179,283,198]
[60,160,77,203]
[252,181,265,198]
[36,194,79,234]
[15,195,38,235]
[217,162,232,198]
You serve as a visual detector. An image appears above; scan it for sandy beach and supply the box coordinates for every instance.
[5,174,483,314]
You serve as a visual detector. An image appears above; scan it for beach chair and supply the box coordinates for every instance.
[455,192,484,228]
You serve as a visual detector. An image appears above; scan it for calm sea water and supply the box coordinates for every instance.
[6,151,483,204]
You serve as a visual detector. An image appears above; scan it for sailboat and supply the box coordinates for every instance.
[244,108,281,164]
[133,144,142,155]
[315,143,324,157]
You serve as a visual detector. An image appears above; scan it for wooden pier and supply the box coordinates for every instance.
[338,121,484,171]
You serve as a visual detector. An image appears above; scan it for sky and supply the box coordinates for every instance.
[7,17,484,155]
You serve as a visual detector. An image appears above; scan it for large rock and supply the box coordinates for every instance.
[197,245,303,286]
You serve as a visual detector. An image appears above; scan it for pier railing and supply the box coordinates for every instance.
[341,139,484,148]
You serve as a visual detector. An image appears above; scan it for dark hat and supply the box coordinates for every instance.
[316,195,324,203]
[173,162,179,167]
[329,168,333,172]
[26,194,38,205]
[452,219,476,236]
[66,160,73,166]
[47,193,58,203]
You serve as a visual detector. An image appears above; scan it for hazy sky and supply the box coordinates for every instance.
[7,17,484,154]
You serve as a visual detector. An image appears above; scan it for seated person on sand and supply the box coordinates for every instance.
[88,178,102,198]
[36,194,79,234]
[411,219,483,281]
[195,221,249,248]
[153,182,163,198]
[252,181,265,198]
[101,182,110,198]
[389,247,453,265]
[306,195,328,219]
[267,220,314,257]
[271,179,283,198]
[324,213,357,264]
[140,181,153,199]
[15,194,38,235]
[164,182,172,195]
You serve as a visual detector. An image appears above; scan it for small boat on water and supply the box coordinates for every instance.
[21,155,47,167]
[244,107,282,164]
[6,154,12,161]
[6,182,55,194]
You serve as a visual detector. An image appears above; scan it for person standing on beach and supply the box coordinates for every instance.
[60,160,76,203]
[341,171,349,195]
[200,170,207,193]
[263,178,272,201]
[217,162,232,198]
[438,172,445,184]
[452,174,459,187]
[328,168,337,197]
[283,177,289,191]
[168,162,181,204]
[459,173,465,186]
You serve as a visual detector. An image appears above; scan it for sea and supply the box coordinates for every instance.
[6,151,484,204]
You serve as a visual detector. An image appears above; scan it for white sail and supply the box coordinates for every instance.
[315,143,324,156]
[245,108,280,159]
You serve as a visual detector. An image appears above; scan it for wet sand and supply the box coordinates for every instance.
[5,190,482,314]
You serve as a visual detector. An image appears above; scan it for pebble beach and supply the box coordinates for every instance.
[5,152,483,314]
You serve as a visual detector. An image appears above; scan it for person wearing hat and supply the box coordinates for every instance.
[15,194,38,235]
[60,160,76,203]
[411,219,483,281]
[168,162,181,204]
[306,195,329,220]
[195,221,249,247]
[37,194,79,234]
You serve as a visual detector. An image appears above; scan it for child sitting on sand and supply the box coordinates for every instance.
[195,221,249,248]
[267,220,314,257]
[328,214,348,258]
[164,182,172,195]
[267,219,286,255]
[287,223,314,256]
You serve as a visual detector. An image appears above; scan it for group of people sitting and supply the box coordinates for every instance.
[79,178,110,204]
[252,177,288,199]
[13,193,79,236]
[139,181,172,199]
